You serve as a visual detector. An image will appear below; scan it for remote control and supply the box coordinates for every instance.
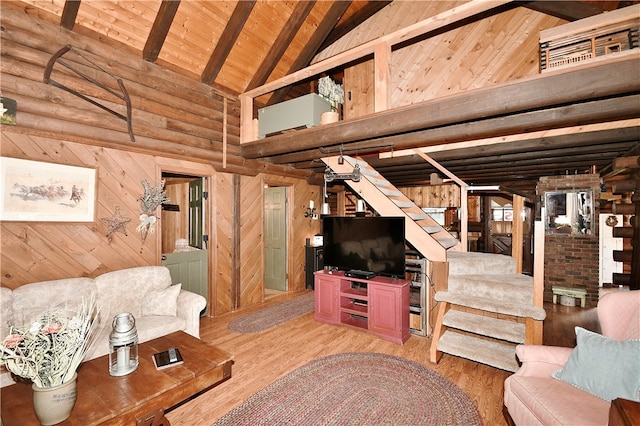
[168,347,178,362]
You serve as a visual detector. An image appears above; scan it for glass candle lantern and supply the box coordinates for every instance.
[109,312,139,376]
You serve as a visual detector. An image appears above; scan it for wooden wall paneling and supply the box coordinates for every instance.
[399,184,461,208]
[343,59,374,120]
[212,173,234,316]
[240,175,264,307]
[262,174,322,294]
[1,133,159,287]
[316,2,565,109]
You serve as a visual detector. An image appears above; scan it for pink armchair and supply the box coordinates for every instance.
[504,290,640,425]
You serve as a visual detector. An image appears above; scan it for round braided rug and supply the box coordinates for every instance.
[213,352,483,426]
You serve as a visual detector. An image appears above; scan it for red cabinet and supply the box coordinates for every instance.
[314,274,339,323]
[313,271,410,344]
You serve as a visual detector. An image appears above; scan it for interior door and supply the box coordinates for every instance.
[264,186,287,291]
[161,174,208,313]
[189,178,205,248]
[162,249,208,313]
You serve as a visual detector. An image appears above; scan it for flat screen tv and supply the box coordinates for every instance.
[322,216,406,278]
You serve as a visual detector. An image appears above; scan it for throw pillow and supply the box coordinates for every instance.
[552,326,640,402]
[142,283,181,317]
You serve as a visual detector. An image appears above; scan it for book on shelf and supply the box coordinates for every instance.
[152,347,184,370]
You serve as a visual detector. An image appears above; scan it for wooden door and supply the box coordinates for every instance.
[264,186,287,291]
[162,250,208,314]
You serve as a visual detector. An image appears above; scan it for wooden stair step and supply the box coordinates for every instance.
[442,310,525,343]
[422,225,444,234]
[392,199,415,208]
[437,330,519,372]
[379,187,403,197]
[435,291,546,320]
[368,175,392,187]
[437,237,460,249]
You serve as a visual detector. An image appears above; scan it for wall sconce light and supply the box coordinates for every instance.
[321,175,331,216]
[304,200,318,220]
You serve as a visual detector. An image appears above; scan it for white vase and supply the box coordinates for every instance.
[32,373,78,425]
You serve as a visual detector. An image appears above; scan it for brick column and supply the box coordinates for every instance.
[537,174,601,307]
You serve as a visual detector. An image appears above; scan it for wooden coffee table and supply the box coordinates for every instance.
[1,331,233,425]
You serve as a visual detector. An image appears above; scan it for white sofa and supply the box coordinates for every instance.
[1,266,206,386]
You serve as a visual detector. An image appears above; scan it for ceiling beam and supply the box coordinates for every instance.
[60,0,80,30]
[382,119,640,159]
[201,1,256,85]
[524,0,624,21]
[246,1,316,91]
[269,94,639,167]
[143,0,181,62]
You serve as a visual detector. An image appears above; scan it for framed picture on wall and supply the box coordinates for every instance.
[0,157,96,222]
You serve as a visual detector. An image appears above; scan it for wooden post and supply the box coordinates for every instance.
[512,195,525,273]
[374,42,391,113]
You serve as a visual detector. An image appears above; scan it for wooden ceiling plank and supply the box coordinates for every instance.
[269,0,352,106]
[143,0,182,62]
[246,1,316,91]
[60,0,81,30]
[201,0,257,85]
[319,1,392,51]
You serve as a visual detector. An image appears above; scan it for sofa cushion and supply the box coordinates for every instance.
[506,375,610,426]
[10,278,96,327]
[142,283,181,316]
[0,287,14,338]
[553,327,640,402]
[95,266,173,321]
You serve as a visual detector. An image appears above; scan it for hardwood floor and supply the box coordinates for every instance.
[166,292,599,425]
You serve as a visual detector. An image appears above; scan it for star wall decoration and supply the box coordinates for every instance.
[101,206,131,237]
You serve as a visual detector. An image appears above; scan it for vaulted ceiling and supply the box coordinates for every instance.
[14,0,640,191]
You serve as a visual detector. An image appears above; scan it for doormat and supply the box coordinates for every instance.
[227,292,314,334]
[212,352,483,425]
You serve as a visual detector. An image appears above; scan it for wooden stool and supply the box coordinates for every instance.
[552,286,587,308]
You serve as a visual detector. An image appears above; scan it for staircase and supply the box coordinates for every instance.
[322,155,544,371]
[322,156,461,262]
[430,251,545,372]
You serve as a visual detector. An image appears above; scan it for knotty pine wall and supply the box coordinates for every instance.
[319,2,565,109]
[0,131,320,316]
[0,4,320,316]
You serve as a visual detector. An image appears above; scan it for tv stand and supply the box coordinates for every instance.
[314,270,410,344]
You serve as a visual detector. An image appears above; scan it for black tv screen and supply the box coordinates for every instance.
[322,216,406,278]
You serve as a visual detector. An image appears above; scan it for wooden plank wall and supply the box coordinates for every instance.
[0,3,320,317]
[1,132,160,287]
[400,184,461,208]
[319,2,564,111]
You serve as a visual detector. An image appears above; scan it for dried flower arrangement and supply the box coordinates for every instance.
[318,75,344,111]
[136,179,169,244]
[0,298,99,388]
